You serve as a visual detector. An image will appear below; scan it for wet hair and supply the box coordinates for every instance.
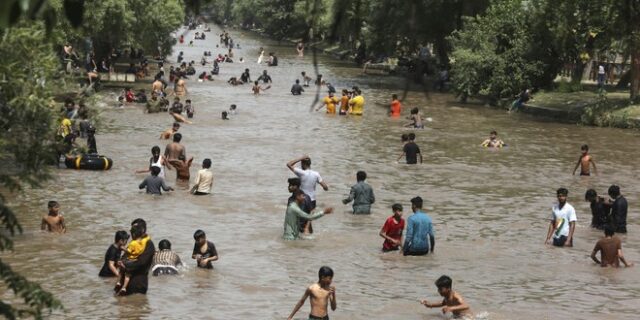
[173,122,180,128]
[158,239,172,250]
[295,79,300,83]
[490,130,497,135]
[392,203,403,212]
[604,224,615,237]
[130,224,144,239]
[435,275,452,289]
[47,200,59,208]
[186,99,191,103]
[254,81,258,85]
[230,104,237,110]
[288,177,301,187]
[130,218,147,235]
[556,188,569,196]
[301,158,311,167]
[408,133,416,141]
[115,230,129,242]
[173,133,182,142]
[318,266,334,279]
[292,189,306,198]
[301,71,306,75]
[222,111,228,119]
[342,89,348,94]
[401,134,409,142]
[410,107,419,114]
[202,158,212,168]
[585,189,597,201]
[581,144,589,151]
[151,146,161,154]
[356,171,367,181]
[608,185,620,198]
[193,229,206,240]
[411,196,423,208]
[392,94,398,99]
[151,166,161,176]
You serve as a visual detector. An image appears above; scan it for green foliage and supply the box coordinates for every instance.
[0,23,63,319]
[556,80,583,93]
[129,0,185,56]
[580,91,634,128]
[449,0,546,102]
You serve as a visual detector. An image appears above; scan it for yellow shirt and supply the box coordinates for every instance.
[126,235,150,261]
[323,96,339,114]
[349,95,365,115]
[60,118,72,137]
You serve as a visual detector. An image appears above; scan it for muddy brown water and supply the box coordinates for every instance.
[2,24,639,319]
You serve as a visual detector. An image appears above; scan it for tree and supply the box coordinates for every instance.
[0,23,64,319]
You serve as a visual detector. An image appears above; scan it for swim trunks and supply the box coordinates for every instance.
[580,172,590,176]
[553,235,568,247]
[309,314,329,320]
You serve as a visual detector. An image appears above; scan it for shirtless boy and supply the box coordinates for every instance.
[288,266,337,320]
[164,133,186,169]
[572,144,597,176]
[481,130,505,148]
[252,81,270,95]
[591,224,633,268]
[405,108,424,129]
[160,122,180,140]
[420,275,471,318]
[169,155,194,182]
[41,201,66,233]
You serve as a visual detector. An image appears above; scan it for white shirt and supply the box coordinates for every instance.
[194,169,213,193]
[550,203,577,238]
[598,65,605,75]
[293,167,323,201]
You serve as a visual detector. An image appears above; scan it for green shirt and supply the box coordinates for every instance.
[283,202,325,240]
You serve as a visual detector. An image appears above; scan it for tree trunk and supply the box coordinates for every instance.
[631,49,640,102]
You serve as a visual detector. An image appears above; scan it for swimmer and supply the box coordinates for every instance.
[405,107,424,128]
[252,81,270,95]
[192,230,218,269]
[316,91,339,114]
[170,112,193,124]
[420,275,472,318]
[572,144,597,176]
[287,266,337,320]
[229,104,237,115]
[160,122,180,140]
[41,201,66,233]
[221,111,229,120]
[480,130,505,148]
[168,154,193,182]
[301,71,312,87]
[389,94,402,117]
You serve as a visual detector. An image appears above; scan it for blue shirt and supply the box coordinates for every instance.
[403,211,434,252]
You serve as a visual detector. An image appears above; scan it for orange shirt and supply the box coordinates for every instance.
[340,95,349,113]
[390,99,401,116]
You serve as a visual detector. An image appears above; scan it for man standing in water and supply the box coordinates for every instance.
[287,156,329,235]
[118,218,155,295]
[284,190,333,240]
[287,177,314,233]
[403,196,435,256]
[545,188,577,247]
[608,185,627,233]
[342,171,375,214]
[591,224,633,268]
[348,88,365,115]
[164,133,186,169]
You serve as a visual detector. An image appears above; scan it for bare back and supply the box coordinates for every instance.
[444,291,471,317]
[164,143,185,161]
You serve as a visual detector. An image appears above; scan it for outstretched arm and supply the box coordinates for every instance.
[288,288,310,320]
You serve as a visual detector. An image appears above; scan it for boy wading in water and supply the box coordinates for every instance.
[545,188,577,247]
[288,266,337,320]
[420,275,471,318]
[591,224,633,268]
[41,201,66,233]
[572,144,597,176]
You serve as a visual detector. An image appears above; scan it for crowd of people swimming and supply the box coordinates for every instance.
[44,20,634,320]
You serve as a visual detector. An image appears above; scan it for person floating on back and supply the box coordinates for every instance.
[342,171,375,214]
[481,130,505,148]
[420,275,472,318]
[591,224,633,268]
[545,188,576,247]
[41,201,66,233]
[397,133,423,164]
[379,203,405,252]
[287,266,337,320]
[572,144,597,176]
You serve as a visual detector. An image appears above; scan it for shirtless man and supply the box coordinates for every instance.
[41,201,66,233]
[173,76,188,97]
[160,122,180,140]
[421,275,472,318]
[288,266,337,320]
[152,77,164,96]
[168,155,194,182]
[164,133,186,170]
[252,81,270,95]
[572,144,597,176]
[481,130,505,148]
[591,225,633,268]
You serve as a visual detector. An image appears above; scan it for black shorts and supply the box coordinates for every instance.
[309,314,329,320]
[194,191,209,195]
[553,236,568,247]
[403,248,429,256]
